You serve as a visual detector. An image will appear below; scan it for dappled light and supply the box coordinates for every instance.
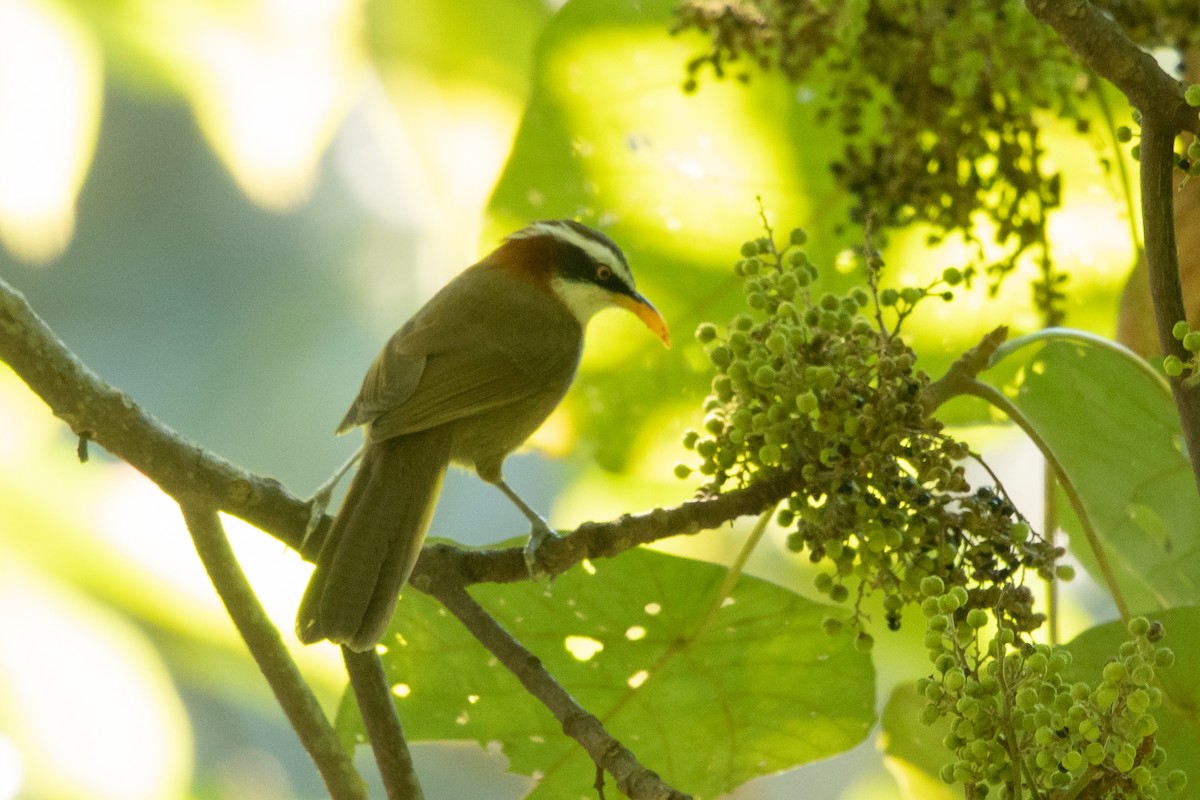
[0,0,100,264]
[183,0,365,208]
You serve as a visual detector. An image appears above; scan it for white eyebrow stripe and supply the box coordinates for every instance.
[512,221,634,288]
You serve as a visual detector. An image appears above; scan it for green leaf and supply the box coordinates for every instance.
[1062,607,1200,797]
[879,684,960,800]
[983,332,1200,612]
[337,546,875,799]
[484,0,854,469]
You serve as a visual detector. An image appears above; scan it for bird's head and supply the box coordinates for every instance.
[491,219,670,347]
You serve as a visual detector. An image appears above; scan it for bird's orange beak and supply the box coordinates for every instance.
[614,292,670,348]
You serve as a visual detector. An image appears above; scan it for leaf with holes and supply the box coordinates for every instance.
[335,546,875,799]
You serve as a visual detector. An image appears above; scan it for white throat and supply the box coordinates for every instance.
[550,275,618,325]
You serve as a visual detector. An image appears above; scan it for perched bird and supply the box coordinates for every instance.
[296,220,670,651]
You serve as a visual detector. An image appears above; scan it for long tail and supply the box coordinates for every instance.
[296,428,451,651]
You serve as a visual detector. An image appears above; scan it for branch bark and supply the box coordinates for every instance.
[1023,0,1198,135]
[1137,115,1200,494]
[179,502,365,800]
[429,582,692,800]
[342,648,426,800]
[0,274,797,585]
[1022,1,1200,492]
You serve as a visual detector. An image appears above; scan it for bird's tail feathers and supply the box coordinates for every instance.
[295,428,450,651]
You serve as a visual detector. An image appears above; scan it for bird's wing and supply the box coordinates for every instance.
[339,265,582,441]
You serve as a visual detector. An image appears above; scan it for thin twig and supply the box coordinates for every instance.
[178,502,365,800]
[341,647,426,800]
[427,582,692,800]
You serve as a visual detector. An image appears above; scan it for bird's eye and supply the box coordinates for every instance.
[596,265,612,281]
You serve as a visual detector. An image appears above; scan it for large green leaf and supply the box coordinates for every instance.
[336,546,875,799]
[483,0,857,470]
[1063,607,1200,798]
[982,333,1200,612]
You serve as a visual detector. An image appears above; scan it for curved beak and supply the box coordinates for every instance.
[613,291,670,348]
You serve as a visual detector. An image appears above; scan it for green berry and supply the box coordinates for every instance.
[822,616,843,636]
[854,631,874,653]
[966,608,988,629]
[673,463,692,480]
[920,575,945,597]
[942,267,963,286]
[879,288,899,306]
[1187,84,1200,107]
[1128,616,1151,637]
[789,228,808,246]
[1174,320,1190,340]
[1185,332,1200,352]
[1164,355,1185,377]
[1055,564,1075,581]
[1167,769,1187,791]
[740,240,758,258]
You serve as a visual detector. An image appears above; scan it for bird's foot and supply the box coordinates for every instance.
[523,520,560,581]
[301,484,335,551]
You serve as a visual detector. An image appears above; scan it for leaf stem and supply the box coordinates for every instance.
[960,380,1131,622]
[692,505,775,638]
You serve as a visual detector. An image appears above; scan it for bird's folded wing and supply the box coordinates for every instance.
[341,265,582,441]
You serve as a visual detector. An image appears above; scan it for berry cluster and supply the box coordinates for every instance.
[1162,320,1200,385]
[680,229,1060,636]
[672,0,1083,289]
[920,610,1185,798]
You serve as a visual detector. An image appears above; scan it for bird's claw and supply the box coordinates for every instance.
[523,520,559,581]
[301,484,335,553]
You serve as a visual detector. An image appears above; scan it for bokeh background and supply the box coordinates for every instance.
[0,0,1142,798]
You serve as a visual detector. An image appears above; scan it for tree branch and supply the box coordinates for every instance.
[427,581,692,800]
[0,274,797,588]
[342,647,426,800]
[0,276,318,547]
[1023,0,1198,134]
[178,502,365,800]
[1137,114,1200,495]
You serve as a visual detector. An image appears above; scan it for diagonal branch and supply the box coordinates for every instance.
[0,274,797,587]
[178,502,365,800]
[0,276,317,547]
[426,580,692,800]
[1023,0,1197,135]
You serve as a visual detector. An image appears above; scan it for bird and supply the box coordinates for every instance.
[296,219,670,651]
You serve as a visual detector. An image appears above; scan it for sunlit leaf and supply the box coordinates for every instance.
[983,333,1200,612]
[485,0,854,470]
[336,546,875,799]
